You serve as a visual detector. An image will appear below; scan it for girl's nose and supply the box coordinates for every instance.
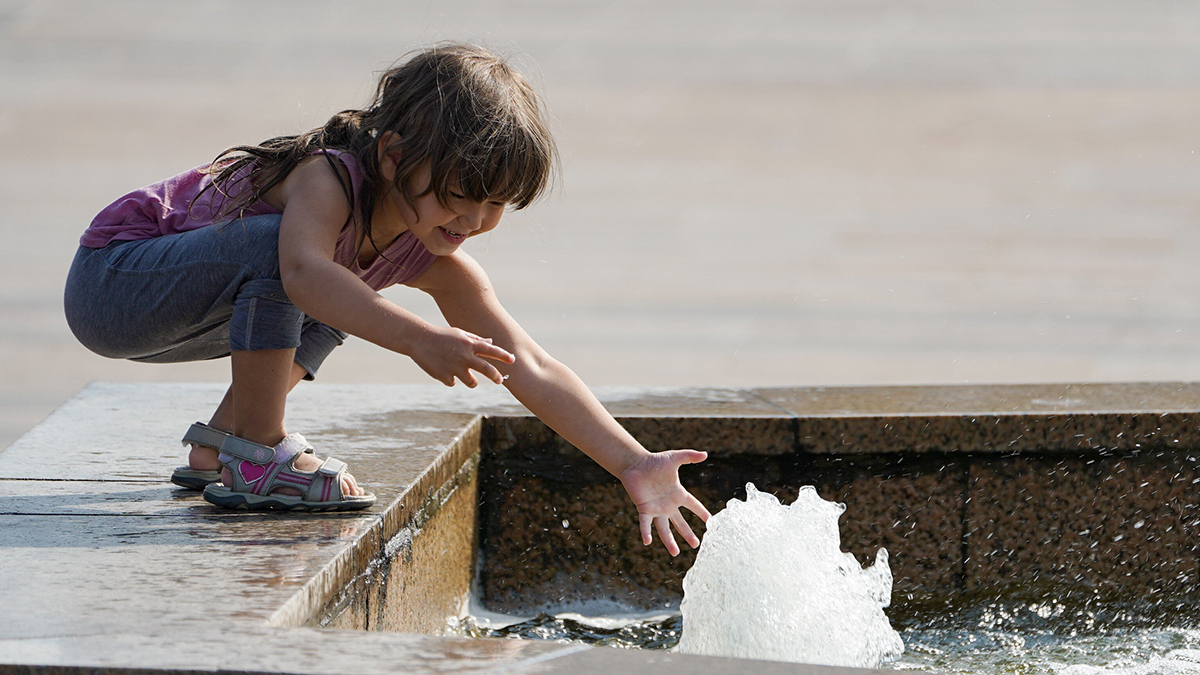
[459,207,484,231]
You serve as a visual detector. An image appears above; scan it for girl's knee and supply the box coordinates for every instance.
[230,283,305,353]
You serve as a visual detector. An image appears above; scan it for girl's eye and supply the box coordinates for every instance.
[449,191,466,200]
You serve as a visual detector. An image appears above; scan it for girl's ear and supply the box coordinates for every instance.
[377,131,402,182]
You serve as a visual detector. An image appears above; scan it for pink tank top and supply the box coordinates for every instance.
[80,150,437,291]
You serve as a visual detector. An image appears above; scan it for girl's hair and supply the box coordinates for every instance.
[200,43,556,260]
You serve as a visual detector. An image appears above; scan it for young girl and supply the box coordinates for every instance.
[63,43,709,555]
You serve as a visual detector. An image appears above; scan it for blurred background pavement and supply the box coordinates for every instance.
[2,0,1200,448]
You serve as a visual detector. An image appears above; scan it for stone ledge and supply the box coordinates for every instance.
[1,382,867,675]
[9,382,1194,673]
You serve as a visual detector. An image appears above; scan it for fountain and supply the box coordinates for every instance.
[677,484,904,667]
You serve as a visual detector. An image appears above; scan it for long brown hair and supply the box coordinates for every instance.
[199,43,557,260]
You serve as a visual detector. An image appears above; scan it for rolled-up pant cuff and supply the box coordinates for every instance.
[293,321,347,381]
[229,279,304,352]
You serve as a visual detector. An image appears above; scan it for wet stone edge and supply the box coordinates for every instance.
[295,418,484,630]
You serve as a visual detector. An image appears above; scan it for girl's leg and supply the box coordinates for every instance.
[186,358,307,471]
[229,347,294,447]
[223,348,363,497]
[188,319,347,470]
[65,216,360,496]
[65,216,295,365]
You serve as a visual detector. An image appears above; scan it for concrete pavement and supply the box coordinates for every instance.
[3,0,1200,449]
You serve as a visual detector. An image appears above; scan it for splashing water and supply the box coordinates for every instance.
[1058,649,1200,675]
[676,483,905,667]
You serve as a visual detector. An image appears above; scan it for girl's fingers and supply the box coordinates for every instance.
[471,359,505,385]
[475,341,516,364]
[460,330,493,344]
[655,517,680,556]
[684,493,712,522]
[672,449,708,466]
[461,370,479,388]
[639,513,654,546]
[671,511,700,549]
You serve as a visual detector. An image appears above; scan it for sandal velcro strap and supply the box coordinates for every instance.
[317,457,347,476]
[305,457,347,502]
[220,433,311,465]
[181,422,229,450]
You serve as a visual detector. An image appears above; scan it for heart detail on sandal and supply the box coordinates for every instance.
[239,461,267,484]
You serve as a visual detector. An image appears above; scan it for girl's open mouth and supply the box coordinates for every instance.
[440,227,466,242]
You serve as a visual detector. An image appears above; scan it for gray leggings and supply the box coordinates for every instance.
[64,215,344,379]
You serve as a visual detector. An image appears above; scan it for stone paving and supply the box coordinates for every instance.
[4,1,1200,451]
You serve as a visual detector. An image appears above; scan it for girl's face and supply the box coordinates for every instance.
[381,159,506,256]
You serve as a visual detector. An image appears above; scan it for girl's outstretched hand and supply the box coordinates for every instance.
[412,326,515,387]
[618,449,712,556]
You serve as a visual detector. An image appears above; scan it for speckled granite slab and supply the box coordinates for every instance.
[758,382,1200,453]
[476,382,1200,612]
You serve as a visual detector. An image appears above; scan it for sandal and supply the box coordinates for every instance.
[169,422,231,490]
[201,432,376,512]
[170,422,314,490]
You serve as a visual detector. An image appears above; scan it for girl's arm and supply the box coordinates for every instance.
[410,252,712,555]
[275,158,514,386]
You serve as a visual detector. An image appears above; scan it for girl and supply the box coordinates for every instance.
[63,43,710,555]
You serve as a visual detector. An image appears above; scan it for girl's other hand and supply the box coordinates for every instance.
[413,325,515,387]
[618,449,711,556]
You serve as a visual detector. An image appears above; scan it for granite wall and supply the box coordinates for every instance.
[476,400,1200,614]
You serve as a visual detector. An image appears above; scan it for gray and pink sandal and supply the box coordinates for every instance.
[169,422,231,490]
[171,422,314,491]
[201,432,376,512]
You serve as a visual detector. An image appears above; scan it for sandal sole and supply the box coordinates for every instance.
[170,467,221,491]
[202,485,376,512]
